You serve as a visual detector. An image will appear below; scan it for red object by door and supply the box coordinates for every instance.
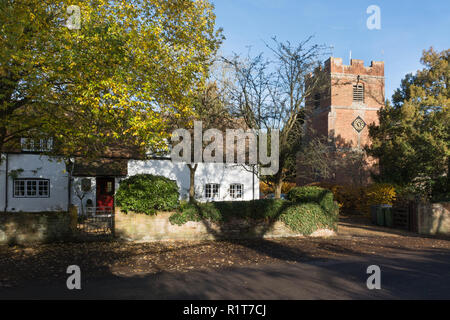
[96,177,115,211]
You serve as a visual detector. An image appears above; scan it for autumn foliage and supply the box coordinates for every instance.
[0,0,222,157]
[310,182,397,215]
[260,181,297,195]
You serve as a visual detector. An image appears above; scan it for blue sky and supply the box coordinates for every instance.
[212,0,450,100]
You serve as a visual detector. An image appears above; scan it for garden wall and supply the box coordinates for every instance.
[0,211,73,245]
[417,202,450,236]
[114,208,308,241]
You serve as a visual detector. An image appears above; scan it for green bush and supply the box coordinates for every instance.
[431,176,450,202]
[169,198,339,236]
[287,186,338,214]
[169,199,288,225]
[115,174,179,215]
[279,202,338,235]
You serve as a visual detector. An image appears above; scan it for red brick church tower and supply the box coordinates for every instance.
[297,57,385,186]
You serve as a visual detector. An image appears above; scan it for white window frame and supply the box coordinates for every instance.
[20,138,53,152]
[13,179,50,198]
[205,183,220,199]
[229,183,243,199]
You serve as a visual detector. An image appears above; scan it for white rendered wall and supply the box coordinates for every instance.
[1,154,69,212]
[71,177,96,214]
[1,155,260,214]
[127,160,259,202]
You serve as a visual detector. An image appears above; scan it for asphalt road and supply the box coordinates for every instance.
[2,249,450,299]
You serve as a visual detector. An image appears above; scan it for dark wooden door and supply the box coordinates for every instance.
[96,177,115,211]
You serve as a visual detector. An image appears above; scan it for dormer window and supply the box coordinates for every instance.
[353,84,364,102]
[20,138,53,152]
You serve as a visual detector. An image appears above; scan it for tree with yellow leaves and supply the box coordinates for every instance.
[0,0,222,157]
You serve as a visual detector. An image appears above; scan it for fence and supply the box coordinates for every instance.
[392,201,418,232]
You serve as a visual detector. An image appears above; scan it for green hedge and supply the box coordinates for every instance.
[287,186,338,213]
[169,199,288,224]
[116,174,179,215]
[279,202,337,235]
[169,198,338,235]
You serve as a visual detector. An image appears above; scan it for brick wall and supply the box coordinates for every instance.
[0,212,73,245]
[114,208,305,241]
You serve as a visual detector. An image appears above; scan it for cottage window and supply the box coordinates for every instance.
[229,183,243,199]
[205,183,220,199]
[13,179,49,198]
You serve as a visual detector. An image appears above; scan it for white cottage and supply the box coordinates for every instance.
[0,138,259,214]
[0,152,69,213]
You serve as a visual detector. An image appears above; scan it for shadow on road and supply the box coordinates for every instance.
[1,234,449,299]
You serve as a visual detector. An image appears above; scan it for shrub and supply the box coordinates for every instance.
[169,199,288,225]
[364,183,396,206]
[115,174,179,215]
[323,184,365,214]
[313,182,397,215]
[169,198,339,236]
[287,186,338,214]
[279,202,338,235]
[259,181,297,195]
[281,182,297,194]
[259,181,272,195]
[309,182,354,211]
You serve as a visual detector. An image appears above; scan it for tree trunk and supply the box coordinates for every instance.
[273,155,285,199]
[274,178,283,199]
[187,163,198,203]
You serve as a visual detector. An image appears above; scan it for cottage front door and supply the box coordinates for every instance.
[96,177,115,211]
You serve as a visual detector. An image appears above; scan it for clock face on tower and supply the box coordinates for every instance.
[352,116,366,133]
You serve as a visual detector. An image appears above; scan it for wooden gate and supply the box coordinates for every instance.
[392,201,418,232]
